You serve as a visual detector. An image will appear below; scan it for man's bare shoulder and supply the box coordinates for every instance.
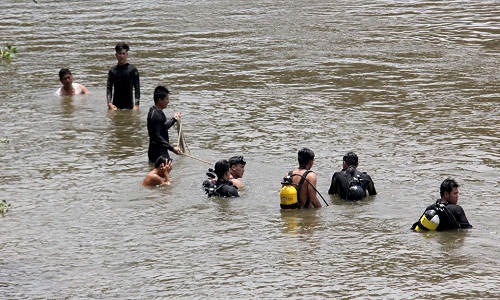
[230,178,243,189]
[142,172,163,187]
[306,170,317,179]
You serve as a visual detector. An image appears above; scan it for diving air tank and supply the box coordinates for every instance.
[414,209,440,231]
[280,175,299,209]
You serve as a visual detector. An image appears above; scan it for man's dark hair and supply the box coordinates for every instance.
[343,151,358,166]
[153,86,170,103]
[440,178,459,197]
[154,156,168,169]
[229,156,246,167]
[115,42,130,53]
[298,148,315,167]
[58,68,72,80]
[214,159,230,178]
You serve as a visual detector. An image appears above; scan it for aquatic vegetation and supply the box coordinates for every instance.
[0,138,9,143]
[1,44,17,60]
[0,200,11,215]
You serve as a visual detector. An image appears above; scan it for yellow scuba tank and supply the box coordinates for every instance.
[280,175,298,209]
[414,209,440,231]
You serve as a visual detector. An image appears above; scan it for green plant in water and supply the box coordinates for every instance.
[0,138,10,143]
[1,44,18,60]
[0,199,11,215]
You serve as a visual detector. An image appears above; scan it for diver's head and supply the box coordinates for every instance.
[440,178,459,204]
[115,41,130,53]
[343,151,359,169]
[153,85,170,104]
[298,148,315,169]
[154,156,168,169]
[229,156,246,179]
[58,68,72,82]
[214,159,231,180]
[154,156,172,177]
[114,42,130,65]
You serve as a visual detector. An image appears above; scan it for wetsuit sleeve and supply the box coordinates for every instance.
[227,186,239,197]
[366,174,377,195]
[217,184,239,197]
[133,68,140,106]
[106,69,113,104]
[165,117,177,130]
[455,206,473,229]
[328,173,338,195]
[149,110,174,151]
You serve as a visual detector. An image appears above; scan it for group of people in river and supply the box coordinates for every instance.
[280,148,472,232]
[56,42,472,232]
[55,41,138,108]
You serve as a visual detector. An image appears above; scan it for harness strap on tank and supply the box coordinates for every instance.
[435,200,460,229]
[297,170,312,208]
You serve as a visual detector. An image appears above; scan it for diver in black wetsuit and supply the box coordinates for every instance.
[203,160,239,198]
[147,86,182,162]
[412,178,472,231]
[328,151,377,200]
[107,42,140,110]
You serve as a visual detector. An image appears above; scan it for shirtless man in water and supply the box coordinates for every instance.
[228,155,246,189]
[55,69,89,96]
[142,156,173,187]
[286,148,322,208]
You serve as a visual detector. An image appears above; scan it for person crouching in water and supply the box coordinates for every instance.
[203,160,239,198]
[142,156,172,187]
[55,68,89,96]
[285,148,322,208]
[228,155,246,189]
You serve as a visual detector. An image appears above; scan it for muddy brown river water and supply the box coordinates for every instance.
[1,1,499,299]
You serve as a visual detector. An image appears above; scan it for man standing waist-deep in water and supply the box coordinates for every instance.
[106,42,140,110]
[285,148,322,208]
[147,85,182,163]
[411,178,472,231]
[328,151,377,201]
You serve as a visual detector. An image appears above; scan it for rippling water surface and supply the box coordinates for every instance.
[1,1,499,299]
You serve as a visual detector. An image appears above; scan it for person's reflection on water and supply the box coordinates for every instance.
[417,230,470,269]
[280,209,320,236]
[106,109,143,160]
[434,230,469,252]
[60,96,76,117]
